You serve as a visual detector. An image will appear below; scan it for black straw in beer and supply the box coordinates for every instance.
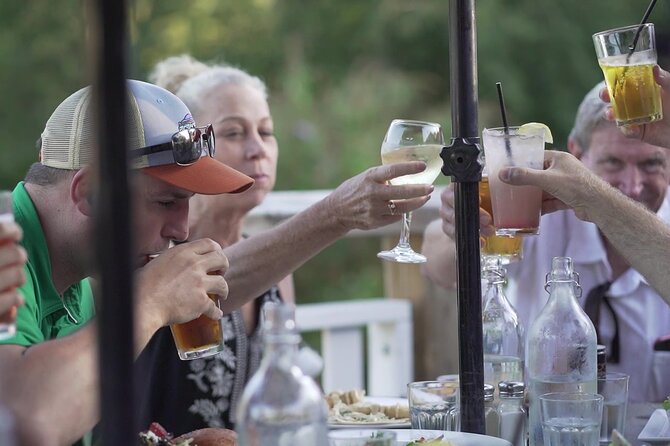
[628,0,658,57]
[496,82,513,159]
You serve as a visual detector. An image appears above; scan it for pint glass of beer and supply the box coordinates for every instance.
[593,23,662,127]
[146,253,224,360]
[170,274,225,360]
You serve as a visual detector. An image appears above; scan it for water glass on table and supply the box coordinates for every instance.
[593,23,662,127]
[597,372,629,444]
[540,392,603,446]
[408,380,460,431]
[0,191,17,341]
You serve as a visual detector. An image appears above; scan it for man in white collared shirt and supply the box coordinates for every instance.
[423,82,670,402]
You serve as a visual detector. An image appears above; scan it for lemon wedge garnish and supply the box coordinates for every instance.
[518,122,553,144]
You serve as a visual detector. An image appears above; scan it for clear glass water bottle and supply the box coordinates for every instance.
[497,381,526,446]
[236,303,328,446]
[482,256,524,399]
[526,257,597,446]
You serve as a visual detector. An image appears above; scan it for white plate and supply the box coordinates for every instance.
[329,397,411,429]
[638,409,670,445]
[328,429,512,445]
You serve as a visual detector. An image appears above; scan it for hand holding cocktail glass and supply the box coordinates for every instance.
[0,192,27,341]
[482,125,550,237]
[377,119,444,264]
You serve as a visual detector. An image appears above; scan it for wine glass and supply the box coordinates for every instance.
[377,119,444,264]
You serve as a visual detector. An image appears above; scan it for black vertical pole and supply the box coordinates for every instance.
[441,0,485,434]
[90,0,135,444]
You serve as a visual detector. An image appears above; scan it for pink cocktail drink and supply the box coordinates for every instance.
[482,127,545,236]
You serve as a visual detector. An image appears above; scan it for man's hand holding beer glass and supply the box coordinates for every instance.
[134,239,226,355]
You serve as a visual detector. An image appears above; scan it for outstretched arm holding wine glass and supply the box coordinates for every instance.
[221,160,434,313]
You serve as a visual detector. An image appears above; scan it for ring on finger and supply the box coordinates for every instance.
[388,200,398,216]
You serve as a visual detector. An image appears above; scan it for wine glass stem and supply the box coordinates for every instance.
[398,212,413,248]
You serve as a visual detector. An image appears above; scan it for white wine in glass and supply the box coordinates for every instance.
[377,119,444,263]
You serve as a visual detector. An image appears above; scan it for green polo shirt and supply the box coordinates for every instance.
[1,182,96,445]
[0,182,95,346]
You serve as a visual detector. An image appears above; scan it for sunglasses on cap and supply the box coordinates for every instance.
[130,124,215,168]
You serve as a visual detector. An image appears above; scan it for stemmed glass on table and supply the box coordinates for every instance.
[377,119,444,264]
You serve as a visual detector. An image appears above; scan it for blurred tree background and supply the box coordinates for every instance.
[2,0,669,303]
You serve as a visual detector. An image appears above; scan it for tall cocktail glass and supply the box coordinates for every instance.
[482,127,545,236]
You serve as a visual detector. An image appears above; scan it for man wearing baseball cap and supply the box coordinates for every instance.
[0,80,253,445]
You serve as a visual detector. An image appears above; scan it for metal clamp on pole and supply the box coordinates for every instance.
[440,137,483,183]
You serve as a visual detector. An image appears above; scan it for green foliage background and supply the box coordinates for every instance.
[2,0,670,303]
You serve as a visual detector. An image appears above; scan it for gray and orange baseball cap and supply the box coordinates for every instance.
[38,79,253,195]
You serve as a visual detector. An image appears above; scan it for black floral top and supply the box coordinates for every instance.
[134,286,282,434]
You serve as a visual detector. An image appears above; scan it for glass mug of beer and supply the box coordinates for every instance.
[147,253,225,360]
[593,23,663,127]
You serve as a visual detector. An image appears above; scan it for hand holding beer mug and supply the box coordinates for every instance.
[146,251,225,360]
[593,23,663,127]
[170,270,225,360]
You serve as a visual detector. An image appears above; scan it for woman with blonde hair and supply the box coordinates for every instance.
[135,54,434,433]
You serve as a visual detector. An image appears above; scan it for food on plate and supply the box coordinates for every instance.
[139,422,237,446]
[663,395,670,411]
[406,435,454,445]
[326,389,366,406]
[173,428,237,446]
[326,389,410,424]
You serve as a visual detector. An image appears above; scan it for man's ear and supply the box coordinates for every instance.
[70,168,93,216]
[567,137,585,160]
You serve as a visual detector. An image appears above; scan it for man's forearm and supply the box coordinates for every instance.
[2,323,99,446]
[586,181,670,305]
[223,198,348,312]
